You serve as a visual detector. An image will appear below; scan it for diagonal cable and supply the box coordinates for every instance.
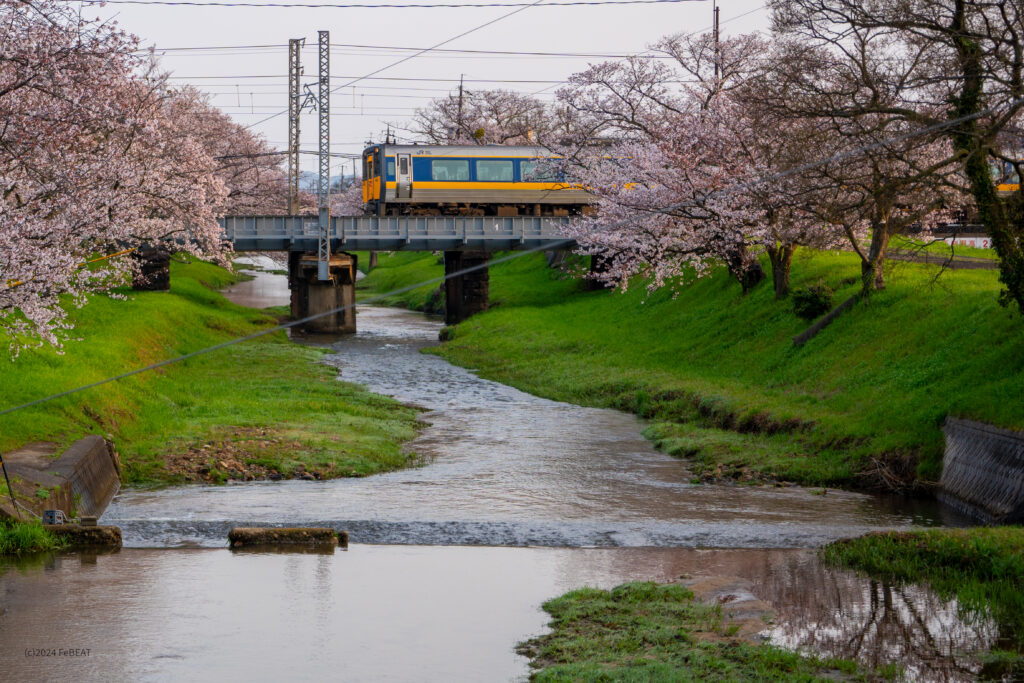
[244,0,551,130]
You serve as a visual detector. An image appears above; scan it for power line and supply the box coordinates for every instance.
[526,2,765,96]
[169,75,568,82]
[243,0,551,130]
[142,42,698,59]
[0,93,1011,420]
[87,0,704,8]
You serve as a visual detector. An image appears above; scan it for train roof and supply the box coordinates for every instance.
[363,143,555,158]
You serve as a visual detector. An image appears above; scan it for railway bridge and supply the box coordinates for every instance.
[218,215,574,333]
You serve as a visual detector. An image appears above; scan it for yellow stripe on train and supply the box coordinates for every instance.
[408,181,580,191]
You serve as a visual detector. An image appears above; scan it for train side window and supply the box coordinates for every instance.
[477,160,513,182]
[431,159,469,181]
[399,157,409,175]
[521,159,558,182]
[387,159,396,180]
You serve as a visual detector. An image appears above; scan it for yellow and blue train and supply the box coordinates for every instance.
[361,144,591,216]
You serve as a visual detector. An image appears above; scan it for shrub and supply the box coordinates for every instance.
[792,281,834,320]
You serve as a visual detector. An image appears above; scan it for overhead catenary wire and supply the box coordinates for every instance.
[527,2,766,97]
[85,0,704,8]
[243,0,552,130]
[139,42,707,59]
[0,94,1009,421]
[169,75,650,83]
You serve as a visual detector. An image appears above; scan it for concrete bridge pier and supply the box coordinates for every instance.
[288,251,357,333]
[444,251,490,325]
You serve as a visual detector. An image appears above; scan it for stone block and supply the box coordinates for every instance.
[43,524,122,549]
[228,526,342,549]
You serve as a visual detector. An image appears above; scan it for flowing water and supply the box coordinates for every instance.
[1,266,991,682]
[103,303,962,549]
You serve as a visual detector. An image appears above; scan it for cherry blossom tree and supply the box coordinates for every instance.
[161,87,289,216]
[556,33,780,294]
[409,89,556,145]
[760,32,967,295]
[770,0,1024,310]
[0,0,253,350]
[330,180,366,217]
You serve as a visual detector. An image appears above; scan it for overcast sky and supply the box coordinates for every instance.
[80,0,770,176]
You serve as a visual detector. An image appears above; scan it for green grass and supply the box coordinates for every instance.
[823,528,1024,658]
[0,258,422,485]
[0,519,66,556]
[356,251,447,311]
[517,581,886,681]
[359,247,1024,489]
[890,235,998,260]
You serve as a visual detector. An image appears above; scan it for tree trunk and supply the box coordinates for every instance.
[766,243,795,299]
[725,245,766,294]
[948,0,1024,312]
[861,226,891,295]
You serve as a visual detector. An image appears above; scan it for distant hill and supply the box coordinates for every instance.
[299,171,357,192]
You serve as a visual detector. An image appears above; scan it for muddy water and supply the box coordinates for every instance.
[104,298,962,548]
[4,268,986,681]
[0,547,996,682]
[220,255,292,309]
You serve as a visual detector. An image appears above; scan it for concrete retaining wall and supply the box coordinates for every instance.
[49,436,121,518]
[939,417,1024,524]
[1,436,121,520]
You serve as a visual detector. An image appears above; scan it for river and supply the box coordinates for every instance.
[0,260,991,682]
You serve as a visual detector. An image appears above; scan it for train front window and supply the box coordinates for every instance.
[431,159,469,181]
[477,160,513,182]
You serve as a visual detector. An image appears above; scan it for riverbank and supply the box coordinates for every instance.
[824,527,1024,663]
[0,520,65,555]
[518,526,1024,679]
[0,259,422,487]
[517,581,888,681]
[357,248,1024,491]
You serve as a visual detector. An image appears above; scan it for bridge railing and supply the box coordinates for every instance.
[220,215,574,252]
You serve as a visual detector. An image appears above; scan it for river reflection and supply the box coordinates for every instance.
[0,546,998,682]
[221,256,291,309]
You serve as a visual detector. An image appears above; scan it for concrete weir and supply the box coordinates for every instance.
[939,417,1024,524]
[288,251,357,333]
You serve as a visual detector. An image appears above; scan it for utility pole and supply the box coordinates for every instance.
[317,29,330,281]
[456,73,464,141]
[713,1,720,82]
[287,38,303,215]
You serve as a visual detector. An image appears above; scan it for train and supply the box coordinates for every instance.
[361,144,591,216]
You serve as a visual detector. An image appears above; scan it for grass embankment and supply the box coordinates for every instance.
[359,248,1023,489]
[517,581,889,681]
[0,519,65,555]
[0,259,422,486]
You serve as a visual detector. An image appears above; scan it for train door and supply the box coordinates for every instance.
[396,154,412,199]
